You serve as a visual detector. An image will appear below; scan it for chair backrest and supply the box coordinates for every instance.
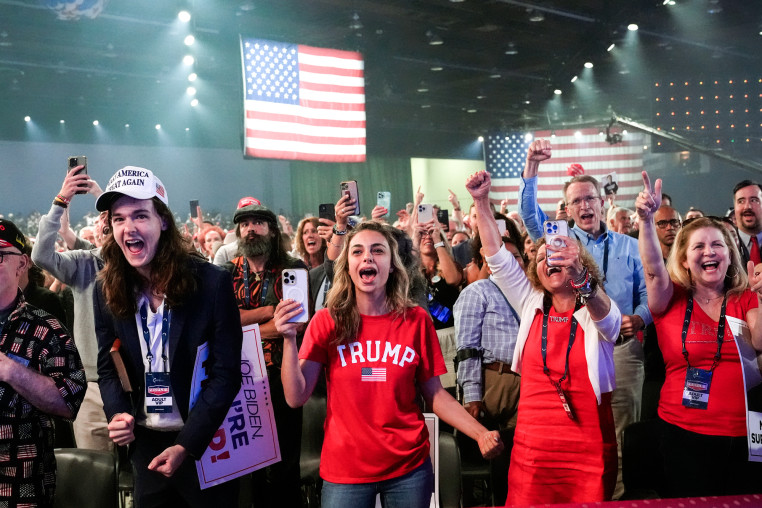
[438,431,462,508]
[54,448,118,508]
[300,392,327,481]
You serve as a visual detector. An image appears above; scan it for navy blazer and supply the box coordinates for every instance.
[94,258,243,458]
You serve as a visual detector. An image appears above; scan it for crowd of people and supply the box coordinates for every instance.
[1,141,762,507]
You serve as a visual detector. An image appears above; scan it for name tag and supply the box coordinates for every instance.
[682,367,712,410]
[145,372,174,414]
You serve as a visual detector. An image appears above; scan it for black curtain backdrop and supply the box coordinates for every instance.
[289,157,413,222]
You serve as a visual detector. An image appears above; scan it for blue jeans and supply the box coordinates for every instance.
[321,458,434,508]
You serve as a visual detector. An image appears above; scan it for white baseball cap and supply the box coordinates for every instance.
[96,166,168,211]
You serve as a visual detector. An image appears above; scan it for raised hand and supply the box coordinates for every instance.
[527,139,552,163]
[465,171,491,200]
[447,188,460,210]
[415,186,424,206]
[634,171,662,221]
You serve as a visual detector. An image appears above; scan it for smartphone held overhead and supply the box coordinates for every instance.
[376,191,391,217]
[340,180,361,216]
[67,156,88,194]
[417,204,434,223]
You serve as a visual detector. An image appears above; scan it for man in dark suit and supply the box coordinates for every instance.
[93,167,243,507]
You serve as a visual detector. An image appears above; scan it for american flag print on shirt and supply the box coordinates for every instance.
[241,37,366,162]
[361,367,386,382]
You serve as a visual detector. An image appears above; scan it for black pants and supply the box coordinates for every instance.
[658,418,762,498]
[249,366,304,508]
[131,426,239,508]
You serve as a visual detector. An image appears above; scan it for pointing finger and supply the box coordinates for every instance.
[641,171,651,193]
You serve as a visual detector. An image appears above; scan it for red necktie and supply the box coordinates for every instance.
[751,236,762,265]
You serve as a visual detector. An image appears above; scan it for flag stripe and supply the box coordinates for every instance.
[242,38,366,162]
[246,128,366,145]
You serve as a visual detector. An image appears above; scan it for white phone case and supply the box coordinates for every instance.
[417,203,434,223]
[282,268,309,323]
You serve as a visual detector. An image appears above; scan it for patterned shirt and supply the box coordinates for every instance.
[454,277,520,404]
[0,291,86,507]
[226,256,306,367]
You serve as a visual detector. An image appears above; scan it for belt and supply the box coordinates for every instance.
[615,334,633,346]
[483,362,512,374]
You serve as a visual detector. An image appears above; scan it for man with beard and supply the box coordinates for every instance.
[224,203,306,507]
[517,139,650,500]
[732,180,762,271]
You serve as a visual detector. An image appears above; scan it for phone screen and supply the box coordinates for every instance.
[190,200,199,219]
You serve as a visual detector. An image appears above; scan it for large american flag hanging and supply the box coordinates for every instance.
[485,128,645,213]
[241,37,366,162]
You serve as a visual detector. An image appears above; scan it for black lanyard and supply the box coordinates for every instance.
[541,302,580,420]
[140,301,170,373]
[243,258,270,308]
[682,296,727,372]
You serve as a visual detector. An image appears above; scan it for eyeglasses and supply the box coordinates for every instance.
[655,219,681,229]
[567,196,600,208]
[0,251,23,264]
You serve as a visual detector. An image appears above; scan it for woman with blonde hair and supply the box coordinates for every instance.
[295,217,326,269]
[636,171,762,497]
[275,221,503,508]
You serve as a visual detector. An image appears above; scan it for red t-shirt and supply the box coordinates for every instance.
[300,306,446,483]
[653,284,757,436]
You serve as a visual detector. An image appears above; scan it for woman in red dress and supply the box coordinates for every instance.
[466,170,621,505]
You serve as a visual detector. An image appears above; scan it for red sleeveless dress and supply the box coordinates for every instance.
[506,307,617,506]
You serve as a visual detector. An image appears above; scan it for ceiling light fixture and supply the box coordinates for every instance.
[426,30,444,46]
[417,81,429,93]
[607,43,615,52]
[155,124,161,130]
[24,115,30,122]
[571,75,578,83]
[528,9,545,22]
[186,86,197,96]
[505,42,518,55]
[349,12,363,31]
[188,73,197,82]
[430,66,443,71]
[628,23,639,31]
[554,89,562,95]
[93,120,99,126]
[190,99,199,107]
[183,55,195,66]
[184,35,195,46]
[584,62,594,68]
[178,10,191,23]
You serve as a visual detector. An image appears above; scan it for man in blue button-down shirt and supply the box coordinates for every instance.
[517,138,651,499]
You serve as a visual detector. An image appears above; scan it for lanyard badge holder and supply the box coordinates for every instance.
[541,303,580,421]
[681,296,726,410]
[141,303,174,414]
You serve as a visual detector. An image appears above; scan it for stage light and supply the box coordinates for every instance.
[584,62,593,69]
[59,119,65,124]
[190,98,199,107]
[186,86,197,96]
[554,89,562,95]
[24,116,30,122]
[183,55,195,66]
[155,124,161,130]
[571,75,578,83]
[188,73,197,82]
[184,35,195,46]
[628,24,639,31]
[178,11,191,23]
[607,44,615,52]
[93,120,99,126]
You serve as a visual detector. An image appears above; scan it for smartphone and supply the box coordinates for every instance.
[543,220,569,266]
[497,219,507,237]
[189,199,199,219]
[340,180,360,216]
[436,209,449,231]
[558,199,566,212]
[376,191,391,217]
[417,204,434,223]
[67,156,88,194]
[319,203,335,222]
[282,268,309,323]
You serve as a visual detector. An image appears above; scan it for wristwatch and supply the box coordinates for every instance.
[434,241,446,249]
